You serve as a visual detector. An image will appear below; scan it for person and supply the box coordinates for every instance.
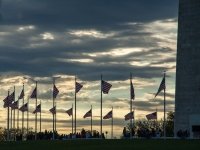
[123,127,126,137]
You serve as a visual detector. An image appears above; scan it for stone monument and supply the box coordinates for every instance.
[175,0,200,138]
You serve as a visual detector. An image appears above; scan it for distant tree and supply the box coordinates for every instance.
[123,113,174,138]
[166,111,174,137]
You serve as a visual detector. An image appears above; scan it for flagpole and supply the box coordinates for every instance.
[112,106,113,139]
[75,77,76,137]
[72,104,73,134]
[11,86,15,141]
[27,97,29,138]
[22,83,24,141]
[91,105,92,133]
[17,96,19,129]
[11,108,12,140]
[130,72,132,139]
[13,87,16,141]
[40,100,41,133]
[155,108,157,130]
[55,102,56,133]
[164,71,166,139]
[156,108,157,121]
[35,81,37,140]
[7,90,10,141]
[100,74,102,138]
[53,78,55,140]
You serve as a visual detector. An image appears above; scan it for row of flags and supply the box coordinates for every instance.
[2,76,144,110]
[7,101,157,121]
[3,77,164,120]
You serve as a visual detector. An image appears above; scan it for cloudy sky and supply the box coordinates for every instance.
[0,0,178,138]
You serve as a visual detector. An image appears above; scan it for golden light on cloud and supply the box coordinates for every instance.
[17,25,35,31]
[56,58,93,63]
[40,32,54,40]
[69,29,115,38]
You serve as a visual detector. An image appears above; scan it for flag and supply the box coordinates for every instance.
[66,108,72,116]
[125,111,134,121]
[76,82,83,93]
[10,101,18,110]
[103,110,112,119]
[131,81,135,100]
[33,104,41,114]
[19,89,24,99]
[3,92,14,108]
[3,96,9,108]
[102,80,112,94]
[30,87,36,98]
[8,92,15,102]
[49,106,56,115]
[53,85,59,98]
[3,96,8,102]
[3,98,10,108]
[83,109,92,118]
[146,112,157,120]
[19,103,28,112]
[155,77,165,97]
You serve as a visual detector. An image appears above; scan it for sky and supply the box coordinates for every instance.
[0,0,178,138]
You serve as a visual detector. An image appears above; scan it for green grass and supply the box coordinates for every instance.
[0,139,200,150]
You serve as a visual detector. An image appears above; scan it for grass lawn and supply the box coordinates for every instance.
[0,139,200,150]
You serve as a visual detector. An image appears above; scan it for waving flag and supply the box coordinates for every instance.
[146,112,157,120]
[19,89,24,99]
[103,110,112,119]
[102,80,112,94]
[66,108,73,116]
[19,103,28,112]
[131,81,135,100]
[3,92,15,108]
[30,87,36,98]
[76,82,83,93]
[3,97,9,108]
[83,109,92,118]
[10,101,19,110]
[49,106,56,115]
[125,111,134,121]
[33,104,41,114]
[53,85,59,98]
[155,77,165,97]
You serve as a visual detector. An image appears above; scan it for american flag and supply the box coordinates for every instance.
[76,82,83,93]
[3,100,9,108]
[19,103,28,112]
[155,77,165,97]
[102,80,112,94]
[30,87,36,98]
[131,81,135,100]
[8,92,15,103]
[83,109,92,118]
[49,106,56,115]
[66,108,72,116]
[146,112,157,120]
[19,89,24,99]
[124,111,134,121]
[33,104,41,114]
[3,92,15,108]
[10,101,18,110]
[3,96,8,102]
[103,110,112,119]
[53,85,59,98]
[3,96,9,108]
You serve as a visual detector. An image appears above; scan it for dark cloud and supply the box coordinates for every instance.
[0,0,177,136]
